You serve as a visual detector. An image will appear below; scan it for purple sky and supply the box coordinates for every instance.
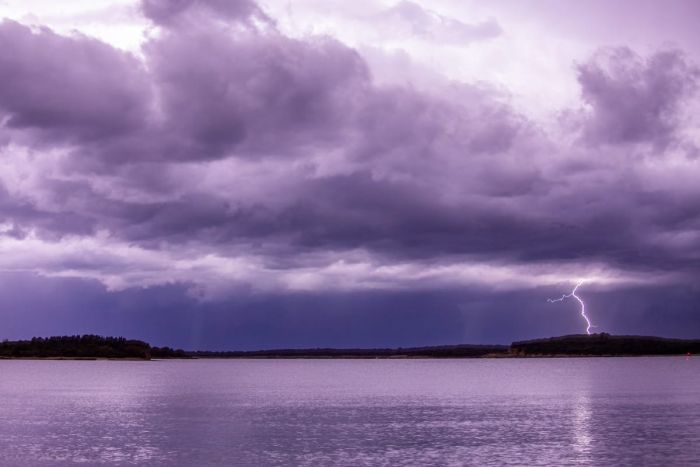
[0,0,699,349]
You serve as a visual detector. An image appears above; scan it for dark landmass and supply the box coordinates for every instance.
[0,333,698,360]
[0,337,502,360]
[512,333,700,356]
[151,346,191,359]
[193,333,700,358]
[0,335,153,360]
[189,344,508,359]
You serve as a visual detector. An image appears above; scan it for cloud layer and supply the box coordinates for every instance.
[0,0,699,345]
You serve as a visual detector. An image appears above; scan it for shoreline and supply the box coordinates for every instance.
[1,354,693,361]
[1,333,697,360]
[178,354,693,360]
[0,356,150,361]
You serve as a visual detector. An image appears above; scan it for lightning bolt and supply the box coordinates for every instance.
[548,280,595,335]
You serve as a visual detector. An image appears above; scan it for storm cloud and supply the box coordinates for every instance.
[577,47,699,148]
[0,0,698,346]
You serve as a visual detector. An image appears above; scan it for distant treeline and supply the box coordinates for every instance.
[512,333,700,356]
[0,335,153,359]
[0,337,507,360]
[1,334,699,360]
[189,344,508,359]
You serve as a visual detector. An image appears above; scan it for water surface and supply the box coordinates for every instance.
[0,357,698,466]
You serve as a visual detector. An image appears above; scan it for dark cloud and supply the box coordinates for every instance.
[0,0,518,169]
[577,47,699,148]
[0,20,150,143]
[0,179,95,239]
[144,29,369,161]
[1,6,697,277]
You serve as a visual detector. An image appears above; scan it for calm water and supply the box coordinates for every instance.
[0,358,699,466]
